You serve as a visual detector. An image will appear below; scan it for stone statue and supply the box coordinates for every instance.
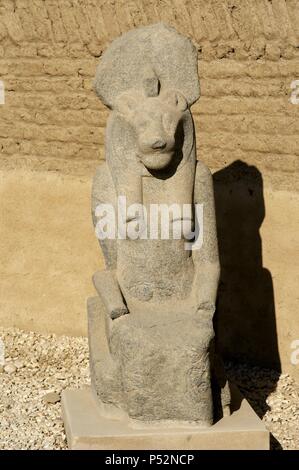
[88,23,231,427]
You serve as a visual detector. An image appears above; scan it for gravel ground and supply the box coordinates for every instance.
[0,327,298,450]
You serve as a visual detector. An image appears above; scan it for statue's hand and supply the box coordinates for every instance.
[110,305,129,320]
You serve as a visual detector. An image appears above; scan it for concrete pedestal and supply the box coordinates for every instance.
[62,386,269,450]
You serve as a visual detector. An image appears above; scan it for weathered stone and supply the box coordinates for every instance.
[61,386,270,450]
[94,23,200,109]
[14,359,24,369]
[88,23,231,426]
[43,392,60,404]
[4,363,16,374]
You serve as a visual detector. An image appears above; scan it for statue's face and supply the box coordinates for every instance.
[115,89,187,171]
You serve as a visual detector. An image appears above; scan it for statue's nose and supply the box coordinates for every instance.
[151,140,167,150]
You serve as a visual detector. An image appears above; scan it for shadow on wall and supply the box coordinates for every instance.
[213,160,281,418]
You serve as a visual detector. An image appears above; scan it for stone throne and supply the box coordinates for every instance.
[62,23,269,450]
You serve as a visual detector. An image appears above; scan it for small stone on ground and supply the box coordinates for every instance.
[43,392,61,404]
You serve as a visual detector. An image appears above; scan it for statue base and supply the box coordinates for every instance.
[62,386,269,450]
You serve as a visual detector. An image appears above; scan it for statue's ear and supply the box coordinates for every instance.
[114,91,139,116]
[162,89,188,112]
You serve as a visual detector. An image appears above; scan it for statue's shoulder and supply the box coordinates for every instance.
[195,160,213,182]
[92,162,114,206]
[194,160,214,202]
[93,161,109,181]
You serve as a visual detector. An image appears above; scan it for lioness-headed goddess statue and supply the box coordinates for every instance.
[88,23,230,426]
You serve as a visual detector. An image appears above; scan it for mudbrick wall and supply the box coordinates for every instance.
[0,1,299,380]
[0,0,299,181]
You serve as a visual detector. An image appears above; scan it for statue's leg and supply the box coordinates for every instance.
[90,163,131,415]
[108,308,215,425]
[87,296,124,414]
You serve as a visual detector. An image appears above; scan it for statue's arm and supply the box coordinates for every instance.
[93,270,128,319]
[192,161,220,318]
[91,163,128,319]
[91,163,118,270]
